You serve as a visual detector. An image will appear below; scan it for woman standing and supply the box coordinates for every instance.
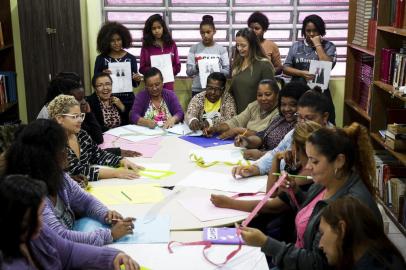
[94,21,142,88]
[186,15,230,96]
[231,28,275,113]
[283,14,337,124]
[140,14,181,91]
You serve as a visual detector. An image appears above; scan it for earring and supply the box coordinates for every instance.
[334,168,338,177]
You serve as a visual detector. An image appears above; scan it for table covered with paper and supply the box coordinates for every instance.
[79,124,269,269]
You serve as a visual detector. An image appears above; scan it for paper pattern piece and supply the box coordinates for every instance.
[308,60,332,91]
[99,134,161,158]
[151,54,174,83]
[177,170,266,193]
[108,62,133,93]
[179,135,234,148]
[189,149,248,164]
[166,123,203,136]
[88,184,164,205]
[104,125,165,143]
[203,227,244,244]
[197,54,221,89]
[177,196,248,221]
[74,216,170,244]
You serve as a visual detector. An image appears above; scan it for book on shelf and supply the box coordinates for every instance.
[0,71,17,104]
[0,22,4,47]
[389,178,406,223]
[380,48,397,84]
[394,0,406,28]
[352,0,374,47]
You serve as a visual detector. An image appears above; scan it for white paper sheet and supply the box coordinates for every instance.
[189,149,247,164]
[104,125,165,142]
[176,171,266,193]
[108,62,133,93]
[308,60,332,91]
[151,54,174,83]
[197,55,220,89]
[109,243,268,270]
[166,123,203,136]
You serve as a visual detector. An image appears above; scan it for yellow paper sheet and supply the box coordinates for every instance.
[88,184,164,205]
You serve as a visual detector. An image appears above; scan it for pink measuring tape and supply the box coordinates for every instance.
[167,172,299,266]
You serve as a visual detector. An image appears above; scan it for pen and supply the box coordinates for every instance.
[240,128,248,137]
[272,172,313,180]
[121,191,132,201]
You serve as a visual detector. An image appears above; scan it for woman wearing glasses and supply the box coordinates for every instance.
[87,73,129,132]
[185,72,236,132]
[48,95,143,183]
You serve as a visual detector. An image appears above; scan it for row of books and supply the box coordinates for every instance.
[374,151,406,226]
[353,53,374,113]
[389,0,406,28]
[352,0,374,47]
[0,72,17,105]
[380,47,406,88]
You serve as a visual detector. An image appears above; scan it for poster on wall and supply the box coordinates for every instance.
[108,62,132,93]
[308,60,332,91]
[151,54,174,83]
[197,55,220,89]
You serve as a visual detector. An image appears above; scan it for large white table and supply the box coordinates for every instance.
[93,134,269,269]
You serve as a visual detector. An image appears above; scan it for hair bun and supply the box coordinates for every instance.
[312,86,323,94]
[202,15,214,22]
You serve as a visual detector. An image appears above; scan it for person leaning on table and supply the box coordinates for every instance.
[130,67,184,129]
[0,174,139,270]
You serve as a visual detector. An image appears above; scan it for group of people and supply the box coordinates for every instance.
[0,10,404,270]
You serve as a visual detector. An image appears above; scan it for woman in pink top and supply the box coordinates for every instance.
[140,14,181,91]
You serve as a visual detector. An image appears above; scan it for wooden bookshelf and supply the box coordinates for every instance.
[0,43,13,52]
[345,0,406,237]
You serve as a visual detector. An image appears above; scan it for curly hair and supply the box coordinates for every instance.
[232,28,271,76]
[0,175,47,259]
[47,95,79,119]
[97,21,133,55]
[321,196,406,270]
[278,81,309,115]
[44,77,81,105]
[307,122,375,194]
[142,14,174,47]
[301,14,326,37]
[5,119,66,196]
[247,11,269,31]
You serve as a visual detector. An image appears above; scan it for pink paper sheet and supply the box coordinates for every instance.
[99,134,162,158]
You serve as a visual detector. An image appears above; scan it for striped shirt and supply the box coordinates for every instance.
[67,129,122,181]
[42,173,113,246]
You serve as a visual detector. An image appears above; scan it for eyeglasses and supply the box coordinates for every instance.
[206,86,224,93]
[95,82,112,89]
[294,112,317,122]
[60,113,85,121]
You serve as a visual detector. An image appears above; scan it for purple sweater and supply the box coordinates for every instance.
[130,88,184,124]
[2,225,119,270]
[42,173,112,246]
[139,42,181,91]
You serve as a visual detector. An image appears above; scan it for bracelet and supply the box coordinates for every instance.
[314,44,322,48]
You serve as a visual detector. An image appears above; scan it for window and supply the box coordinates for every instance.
[103,0,348,76]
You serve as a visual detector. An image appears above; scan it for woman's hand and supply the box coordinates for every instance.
[120,149,142,157]
[278,175,298,194]
[132,72,143,82]
[111,97,126,112]
[113,168,140,179]
[105,210,123,224]
[144,119,157,129]
[163,117,177,129]
[310,35,322,47]
[120,158,144,171]
[234,135,248,147]
[242,149,264,160]
[80,100,91,113]
[232,165,260,179]
[300,70,315,81]
[111,217,135,240]
[239,227,268,247]
[218,129,238,140]
[189,119,201,131]
[113,252,140,270]
[210,194,235,209]
[203,126,217,137]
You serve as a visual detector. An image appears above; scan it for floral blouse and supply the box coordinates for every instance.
[144,99,172,126]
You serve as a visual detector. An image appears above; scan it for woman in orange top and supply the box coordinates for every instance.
[248,11,282,74]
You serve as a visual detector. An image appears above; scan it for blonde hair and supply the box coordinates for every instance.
[292,121,322,154]
[47,95,79,119]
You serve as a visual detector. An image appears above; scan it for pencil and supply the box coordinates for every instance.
[121,191,132,201]
[272,172,313,180]
[240,128,248,137]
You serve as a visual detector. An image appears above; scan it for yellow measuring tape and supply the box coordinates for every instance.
[139,168,175,179]
[189,153,250,168]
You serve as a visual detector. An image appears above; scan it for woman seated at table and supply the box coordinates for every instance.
[5,119,135,246]
[130,67,184,129]
[0,174,139,270]
[48,95,142,183]
[234,81,309,160]
[185,72,236,131]
[204,79,280,139]
[87,73,130,132]
[319,196,406,270]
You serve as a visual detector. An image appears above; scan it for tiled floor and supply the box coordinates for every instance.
[383,210,406,260]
